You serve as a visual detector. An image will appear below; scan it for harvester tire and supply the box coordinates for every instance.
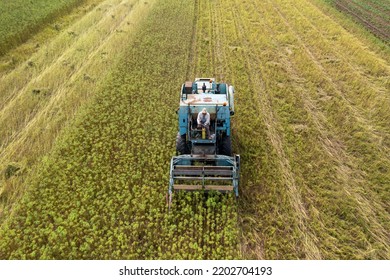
[176,132,190,155]
[219,136,232,156]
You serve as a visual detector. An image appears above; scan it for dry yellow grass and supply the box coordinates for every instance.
[0,0,155,217]
[189,0,389,259]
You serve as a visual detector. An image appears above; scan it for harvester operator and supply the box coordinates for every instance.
[197,108,211,139]
[202,83,207,93]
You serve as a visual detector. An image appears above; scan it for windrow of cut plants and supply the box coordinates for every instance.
[190,0,389,259]
[0,0,239,260]
[0,0,154,223]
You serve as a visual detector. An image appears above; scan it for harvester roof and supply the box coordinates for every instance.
[180,93,229,107]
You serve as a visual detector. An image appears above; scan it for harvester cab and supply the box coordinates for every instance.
[168,78,240,205]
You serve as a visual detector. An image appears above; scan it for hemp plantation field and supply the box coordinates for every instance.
[0,0,389,259]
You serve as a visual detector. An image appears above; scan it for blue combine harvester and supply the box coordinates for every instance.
[168,78,240,205]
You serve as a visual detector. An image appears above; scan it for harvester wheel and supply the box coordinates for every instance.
[219,136,232,156]
[176,132,190,155]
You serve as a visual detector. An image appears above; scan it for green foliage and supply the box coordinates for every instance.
[0,0,83,55]
[0,0,240,260]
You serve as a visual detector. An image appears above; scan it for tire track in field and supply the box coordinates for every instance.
[209,0,265,259]
[185,0,199,79]
[192,0,215,77]
[210,0,240,81]
[229,0,322,260]
[206,0,216,76]
[210,0,229,81]
[209,0,249,257]
[269,0,390,255]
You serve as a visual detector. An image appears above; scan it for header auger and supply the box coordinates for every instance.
[168,78,240,207]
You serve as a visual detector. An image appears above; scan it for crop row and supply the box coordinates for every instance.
[0,0,89,56]
[326,0,389,41]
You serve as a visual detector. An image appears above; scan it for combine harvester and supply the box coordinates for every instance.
[168,78,240,206]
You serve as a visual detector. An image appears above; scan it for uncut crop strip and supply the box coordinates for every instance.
[0,0,84,55]
[0,0,154,217]
[0,0,239,260]
[0,0,106,74]
[334,0,390,41]
[310,0,390,64]
[184,0,199,79]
